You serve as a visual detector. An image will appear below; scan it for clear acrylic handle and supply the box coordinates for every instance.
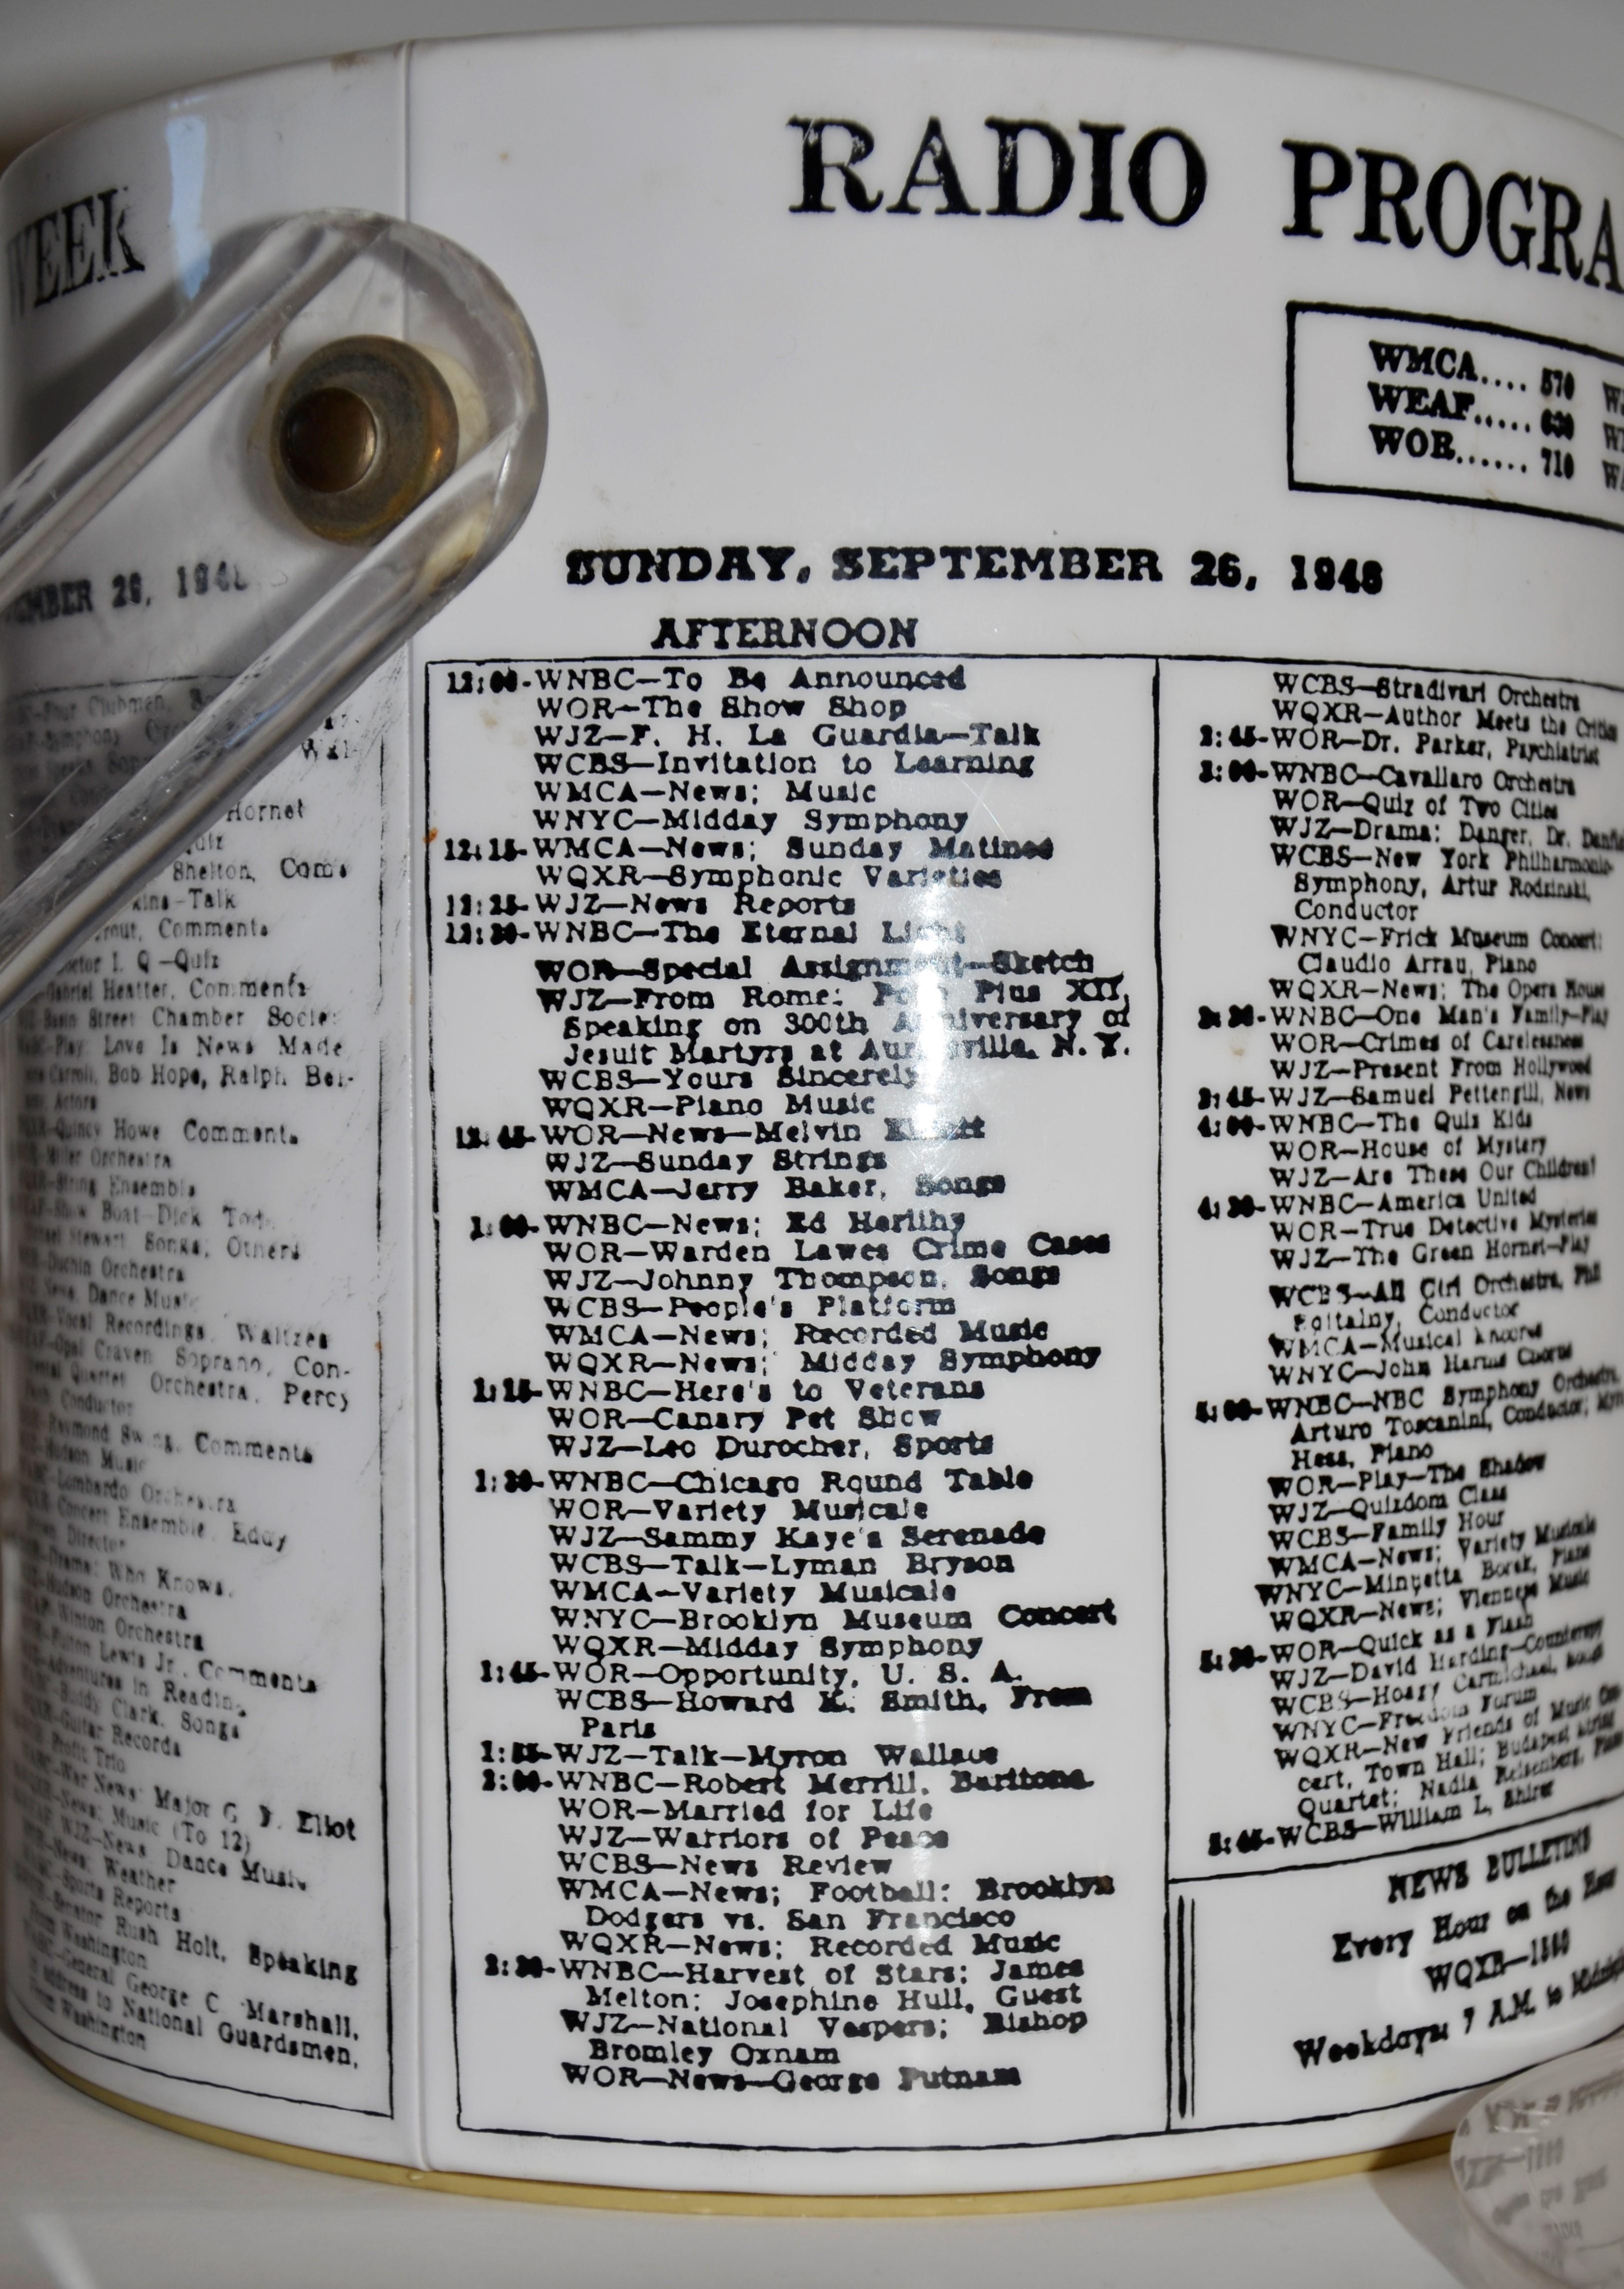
[0,208,546,1021]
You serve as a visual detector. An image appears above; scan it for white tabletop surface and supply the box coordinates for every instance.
[0,2021,1508,2289]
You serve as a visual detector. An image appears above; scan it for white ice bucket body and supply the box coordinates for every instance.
[4,28,1624,2202]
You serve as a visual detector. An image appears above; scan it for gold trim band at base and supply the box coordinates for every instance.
[26,2042,1452,2216]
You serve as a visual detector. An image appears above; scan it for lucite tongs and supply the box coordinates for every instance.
[0,210,545,1022]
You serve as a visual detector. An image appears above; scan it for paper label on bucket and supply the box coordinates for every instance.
[424,640,1624,2157]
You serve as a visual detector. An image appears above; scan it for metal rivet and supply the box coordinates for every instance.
[270,336,459,544]
[279,387,379,495]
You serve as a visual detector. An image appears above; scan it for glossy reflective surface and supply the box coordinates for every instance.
[1453,2037,1624,2286]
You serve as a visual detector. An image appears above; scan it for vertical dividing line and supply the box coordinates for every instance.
[1175,1897,1188,2120]
[1153,660,1172,2130]
[1189,1895,1198,2116]
[376,738,395,2126]
[425,666,462,2127]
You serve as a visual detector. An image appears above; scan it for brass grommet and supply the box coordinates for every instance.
[270,336,459,544]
